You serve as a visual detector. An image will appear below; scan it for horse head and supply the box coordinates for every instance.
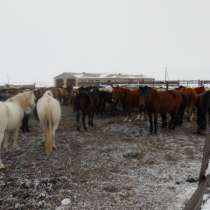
[24,91,36,114]
[9,91,36,114]
[138,86,149,111]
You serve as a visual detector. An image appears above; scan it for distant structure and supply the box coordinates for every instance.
[54,72,154,87]
[0,84,35,90]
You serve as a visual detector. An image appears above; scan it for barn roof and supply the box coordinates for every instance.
[54,72,153,80]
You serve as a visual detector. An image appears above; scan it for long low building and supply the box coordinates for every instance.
[54,72,155,87]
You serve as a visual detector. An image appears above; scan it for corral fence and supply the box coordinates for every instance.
[113,80,210,90]
[183,136,210,210]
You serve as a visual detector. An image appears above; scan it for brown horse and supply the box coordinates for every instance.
[34,88,48,100]
[112,87,140,116]
[51,87,70,105]
[194,86,205,95]
[139,86,182,133]
[175,86,197,121]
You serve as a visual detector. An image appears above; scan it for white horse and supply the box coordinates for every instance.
[0,91,36,169]
[36,90,61,156]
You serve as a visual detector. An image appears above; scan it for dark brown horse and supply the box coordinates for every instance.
[97,90,113,116]
[74,87,100,131]
[139,86,182,133]
[196,91,210,134]
[112,87,140,115]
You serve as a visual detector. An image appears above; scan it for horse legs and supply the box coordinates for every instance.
[177,108,185,126]
[82,112,87,131]
[0,131,5,169]
[76,111,81,131]
[3,132,10,152]
[208,109,210,124]
[12,128,20,150]
[168,113,173,129]
[154,113,158,134]
[52,122,59,150]
[88,112,91,126]
[173,110,180,129]
[148,113,153,134]
[161,113,167,128]
[88,112,94,127]
[169,112,176,129]
[187,105,194,121]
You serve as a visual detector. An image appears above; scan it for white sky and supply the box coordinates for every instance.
[0,0,210,85]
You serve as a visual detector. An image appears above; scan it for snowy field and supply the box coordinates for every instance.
[0,106,206,210]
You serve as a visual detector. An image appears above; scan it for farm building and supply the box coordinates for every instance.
[54,72,155,87]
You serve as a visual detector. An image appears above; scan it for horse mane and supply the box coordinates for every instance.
[197,91,210,130]
[139,86,156,95]
[8,91,33,110]
[44,90,53,97]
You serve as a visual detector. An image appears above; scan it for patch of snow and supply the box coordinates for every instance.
[99,86,112,92]
[61,198,71,206]
[201,192,210,210]
[205,160,210,176]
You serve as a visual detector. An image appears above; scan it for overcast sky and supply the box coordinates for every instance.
[0,0,210,85]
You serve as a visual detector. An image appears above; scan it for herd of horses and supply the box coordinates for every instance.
[0,84,210,169]
[74,85,210,134]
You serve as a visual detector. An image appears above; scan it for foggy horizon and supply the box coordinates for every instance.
[0,0,210,86]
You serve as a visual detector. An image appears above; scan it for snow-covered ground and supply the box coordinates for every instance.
[0,107,206,209]
[201,189,210,210]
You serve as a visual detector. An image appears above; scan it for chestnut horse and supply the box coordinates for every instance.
[176,86,197,121]
[51,88,69,105]
[194,86,205,95]
[139,86,182,133]
[112,87,140,116]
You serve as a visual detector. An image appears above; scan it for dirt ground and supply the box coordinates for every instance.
[0,106,206,210]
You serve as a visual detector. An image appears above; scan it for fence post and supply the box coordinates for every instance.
[166,81,169,90]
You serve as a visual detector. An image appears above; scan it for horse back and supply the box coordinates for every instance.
[194,86,205,95]
[126,89,140,107]
[155,90,181,113]
[37,94,61,124]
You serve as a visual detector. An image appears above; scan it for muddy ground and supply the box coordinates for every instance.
[0,106,206,210]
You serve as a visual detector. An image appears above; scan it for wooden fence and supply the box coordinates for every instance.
[183,136,210,210]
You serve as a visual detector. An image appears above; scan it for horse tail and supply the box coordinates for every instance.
[45,109,53,156]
